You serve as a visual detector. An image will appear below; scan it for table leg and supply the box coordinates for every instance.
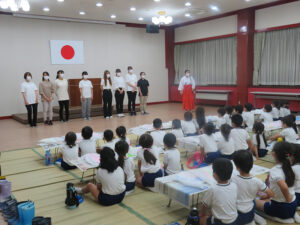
[93,168,95,184]
[81,172,85,182]
[167,199,172,207]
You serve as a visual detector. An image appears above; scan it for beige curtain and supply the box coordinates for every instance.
[174,36,237,85]
[253,27,300,85]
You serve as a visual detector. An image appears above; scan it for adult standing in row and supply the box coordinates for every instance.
[39,71,54,125]
[55,70,70,122]
[125,66,137,116]
[113,69,126,117]
[137,72,150,115]
[178,69,196,111]
[79,71,93,120]
[21,72,38,127]
[101,70,113,119]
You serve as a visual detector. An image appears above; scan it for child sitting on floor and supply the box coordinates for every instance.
[163,133,181,176]
[255,142,298,223]
[199,158,238,225]
[271,100,280,121]
[270,115,299,144]
[280,100,291,118]
[195,106,206,133]
[182,111,198,136]
[115,141,136,194]
[216,124,235,159]
[291,144,300,209]
[76,147,126,206]
[230,114,252,151]
[224,105,233,126]
[136,134,163,189]
[101,129,115,150]
[259,104,273,124]
[150,118,166,150]
[79,126,96,156]
[251,122,268,160]
[59,131,79,170]
[199,122,219,164]
[114,126,130,145]
[216,107,226,130]
[243,103,254,131]
[232,150,273,225]
[170,119,184,139]
[235,104,244,115]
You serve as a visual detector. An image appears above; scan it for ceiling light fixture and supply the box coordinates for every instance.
[138,17,144,21]
[110,14,116,19]
[152,11,173,25]
[96,2,103,7]
[0,0,30,12]
[185,2,191,7]
[43,7,50,12]
[79,11,85,15]
[184,13,191,17]
[57,0,64,2]
[130,7,136,11]
[154,0,160,2]
[209,5,220,12]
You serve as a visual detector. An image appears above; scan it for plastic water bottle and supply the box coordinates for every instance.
[45,149,52,166]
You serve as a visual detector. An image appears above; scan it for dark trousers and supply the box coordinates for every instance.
[25,103,38,126]
[58,100,69,121]
[127,91,137,112]
[115,90,125,114]
[103,90,112,117]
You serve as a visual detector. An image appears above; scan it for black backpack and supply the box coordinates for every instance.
[65,183,79,209]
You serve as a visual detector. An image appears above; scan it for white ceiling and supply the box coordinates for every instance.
[2,0,278,25]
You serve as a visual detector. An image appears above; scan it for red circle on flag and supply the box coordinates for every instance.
[61,45,75,60]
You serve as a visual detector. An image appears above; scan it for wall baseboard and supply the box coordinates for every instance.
[0,116,12,120]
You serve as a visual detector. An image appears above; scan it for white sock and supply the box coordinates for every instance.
[297,206,300,211]
[75,187,83,194]
[254,213,267,225]
[294,211,300,223]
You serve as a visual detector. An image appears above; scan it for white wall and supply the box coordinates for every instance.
[256,1,300,30]
[175,15,237,43]
[0,15,168,116]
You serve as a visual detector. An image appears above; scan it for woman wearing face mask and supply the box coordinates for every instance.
[39,71,55,125]
[101,70,113,119]
[137,72,150,115]
[79,71,93,120]
[178,69,195,111]
[55,70,70,122]
[113,69,126,117]
[21,72,38,127]
[125,66,138,116]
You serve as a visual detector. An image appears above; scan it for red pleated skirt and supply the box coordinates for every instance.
[182,85,194,111]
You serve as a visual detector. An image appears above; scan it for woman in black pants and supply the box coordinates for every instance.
[113,69,126,117]
[101,70,113,119]
[21,72,38,127]
[125,66,138,116]
[54,70,70,122]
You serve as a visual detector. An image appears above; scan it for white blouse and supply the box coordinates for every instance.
[101,78,112,90]
[178,76,196,91]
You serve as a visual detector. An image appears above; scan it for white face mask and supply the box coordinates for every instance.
[26,76,32,81]
[107,74,110,78]
[116,73,121,77]
[141,75,145,79]
[60,73,64,78]
[44,76,49,80]
[129,70,133,73]
[83,75,88,79]
[185,73,190,77]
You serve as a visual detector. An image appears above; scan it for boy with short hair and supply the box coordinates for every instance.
[216,107,226,130]
[150,118,166,151]
[259,104,273,124]
[232,150,274,225]
[200,158,238,225]
[230,114,252,151]
[243,103,254,131]
[79,126,96,156]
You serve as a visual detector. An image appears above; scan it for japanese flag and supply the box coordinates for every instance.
[50,40,84,64]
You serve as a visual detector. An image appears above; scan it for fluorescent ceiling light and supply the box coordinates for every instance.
[57,0,64,2]
[111,14,116,19]
[185,2,191,7]
[185,13,191,17]
[154,0,160,2]
[96,2,103,7]
[138,17,144,21]
[43,7,50,12]
[210,5,220,12]
[79,11,85,15]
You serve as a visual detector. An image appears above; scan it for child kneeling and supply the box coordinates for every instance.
[76,147,126,206]
[136,134,163,188]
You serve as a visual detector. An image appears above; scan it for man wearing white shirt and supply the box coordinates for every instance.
[113,69,126,117]
[178,69,195,111]
[125,66,138,116]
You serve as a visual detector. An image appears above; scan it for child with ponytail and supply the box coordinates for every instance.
[255,142,297,221]
[114,126,130,145]
[216,124,235,159]
[115,141,136,194]
[251,122,268,160]
[271,115,299,143]
[291,144,300,209]
[136,134,162,189]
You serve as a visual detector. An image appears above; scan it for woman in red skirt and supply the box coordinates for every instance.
[178,70,196,111]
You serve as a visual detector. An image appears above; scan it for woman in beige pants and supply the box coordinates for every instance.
[137,72,150,115]
[39,71,55,125]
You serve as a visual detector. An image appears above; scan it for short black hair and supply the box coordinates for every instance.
[163,133,177,149]
[231,114,243,127]
[264,104,272,112]
[213,158,233,182]
[82,71,88,76]
[81,126,93,140]
[291,144,300,164]
[57,70,64,75]
[244,103,253,112]
[104,129,114,142]
[217,107,226,116]
[235,105,243,114]
[153,118,162,129]
[185,69,190,74]
[204,122,215,136]
[116,126,126,140]
[233,150,253,173]
[225,105,233,115]
[272,100,280,110]
[116,69,121,73]
[184,111,193,121]
[24,72,32,79]
[140,72,145,76]
[172,119,181,129]
[65,131,77,148]
[281,115,294,127]
[128,66,133,70]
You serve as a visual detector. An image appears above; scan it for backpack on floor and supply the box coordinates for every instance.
[65,183,79,209]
